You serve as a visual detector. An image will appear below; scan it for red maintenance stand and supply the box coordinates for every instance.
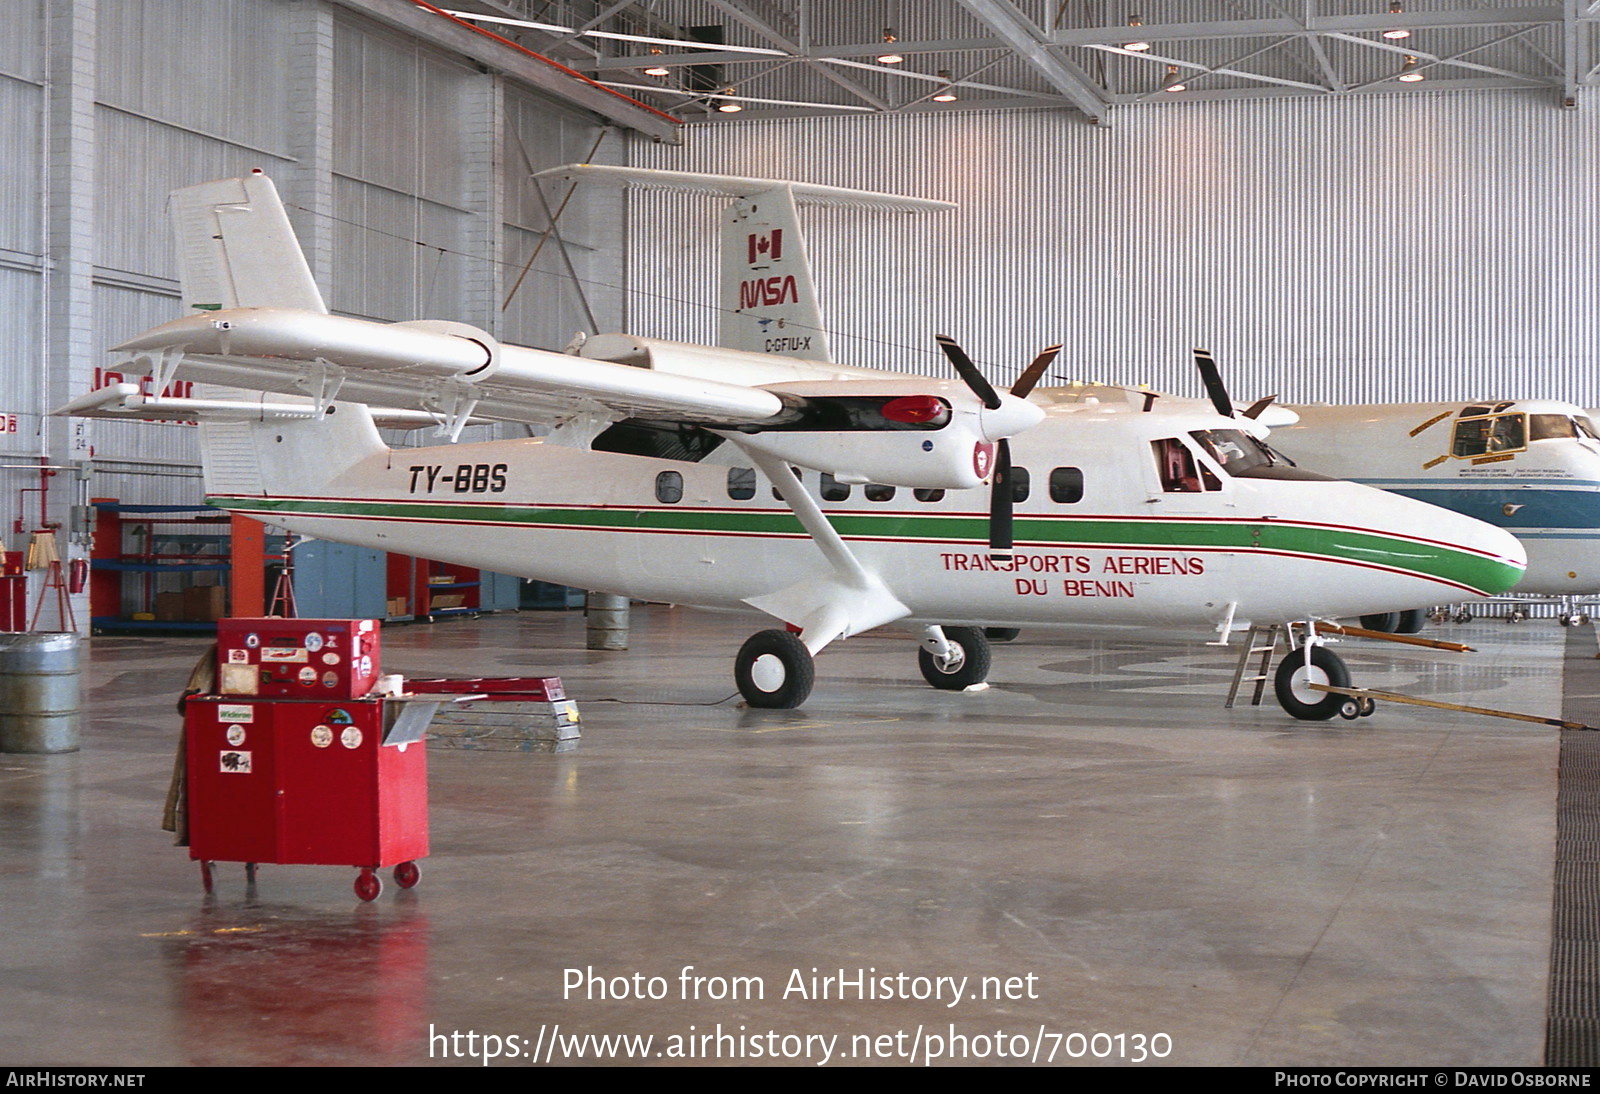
[185,618,432,901]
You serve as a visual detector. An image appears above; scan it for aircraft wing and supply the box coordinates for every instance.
[108,307,791,434]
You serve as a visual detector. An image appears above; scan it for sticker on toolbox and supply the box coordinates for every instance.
[311,725,333,748]
[340,726,363,749]
[262,648,308,663]
[322,671,339,688]
[245,633,259,648]
[219,751,251,773]
[297,666,317,684]
[326,708,352,725]
[216,704,254,723]
[305,632,324,652]
[227,648,249,664]
[225,726,246,746]
[322,653,340,665]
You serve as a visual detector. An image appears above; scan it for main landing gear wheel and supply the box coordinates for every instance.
[919,626,992,691]
[1359,612,1401,633]
[735,630,815,709]
[983,627,1021,643]
[1396,609,1427,634]
[1273,645,1351,721]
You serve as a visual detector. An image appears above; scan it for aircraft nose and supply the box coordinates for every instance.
[1405,504,1527,597]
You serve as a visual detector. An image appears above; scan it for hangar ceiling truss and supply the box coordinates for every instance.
[421,1,1600,126]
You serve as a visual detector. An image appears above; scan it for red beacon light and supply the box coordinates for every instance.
[880,395,950,425]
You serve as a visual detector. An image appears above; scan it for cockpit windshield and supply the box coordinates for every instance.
[1530,414,1600,443]
[1189,429,1275,476]
[1451,413,1525,457]
[1185,428,1336,482]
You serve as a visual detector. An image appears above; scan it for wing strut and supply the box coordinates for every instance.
[733,445,910,654]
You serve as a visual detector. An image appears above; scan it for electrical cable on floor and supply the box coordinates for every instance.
[587,692,742,707]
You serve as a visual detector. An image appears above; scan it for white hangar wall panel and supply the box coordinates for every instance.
[501,88,626,352]
[626,93,1600,407]
[0,32,43,459]
[331,14,477,325]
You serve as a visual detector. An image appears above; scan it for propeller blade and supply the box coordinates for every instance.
[989,438,1014,558]
[1194,348,1233,418]
[1010,343,1063,399]
[936,334,1002,410]
[1241,394,1278,420]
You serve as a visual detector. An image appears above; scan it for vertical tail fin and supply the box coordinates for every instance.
[720,185,830,362]
[171,170,327,314]
[531,164,953,364]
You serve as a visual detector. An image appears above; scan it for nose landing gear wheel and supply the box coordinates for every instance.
[918,626,992,691]
[735,630,815,709]
[1273,645,1351,721]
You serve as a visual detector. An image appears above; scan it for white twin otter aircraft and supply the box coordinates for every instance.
[63,168,1526,719]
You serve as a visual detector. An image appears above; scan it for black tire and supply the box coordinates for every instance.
[735,630,815,709]
[918,626,992,691]
[983,627,1021,643]
[1395,609,1427,634]
[1359,612,1401,632]
[1273,645,1351,721]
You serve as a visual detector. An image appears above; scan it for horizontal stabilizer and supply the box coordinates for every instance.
[535,163,955,212]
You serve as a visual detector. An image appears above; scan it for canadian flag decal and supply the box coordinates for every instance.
[747,229,783,266]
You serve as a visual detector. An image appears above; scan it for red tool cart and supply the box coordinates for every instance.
[185,694,434,901]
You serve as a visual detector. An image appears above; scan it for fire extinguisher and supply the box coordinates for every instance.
[69,558,88,594]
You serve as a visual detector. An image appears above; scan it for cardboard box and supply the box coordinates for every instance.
[184,584,226,622]
[154,591,185,621]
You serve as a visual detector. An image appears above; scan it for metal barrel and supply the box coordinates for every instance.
[0,632,82,754]
[585,591,630,651]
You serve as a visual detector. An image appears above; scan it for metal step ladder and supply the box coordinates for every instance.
[1225,623,1282,708]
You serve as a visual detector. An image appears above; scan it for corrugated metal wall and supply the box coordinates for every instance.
[626,91,1600,408]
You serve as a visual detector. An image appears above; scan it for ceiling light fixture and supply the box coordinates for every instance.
[716,88,743,112]
[932,70,958,102]
[1123,15,1150,52]
[643,47,670,77]
[878,28,903,64]
[1161,64,1186,93]
[1397,54,1423,81]
[1383,1,1411,40]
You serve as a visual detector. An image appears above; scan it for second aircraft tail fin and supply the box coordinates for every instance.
[170,170,328,315]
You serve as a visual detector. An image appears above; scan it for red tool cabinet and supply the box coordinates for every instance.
[215,617,382,699]
[184,695,428,901]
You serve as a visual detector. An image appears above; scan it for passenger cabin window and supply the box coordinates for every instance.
[726,467,755,500]
[865,484,896,502]
[1010,466,1030,503]
[1049,467,1084,504]
[820,473,851,502]
[1152,438,1220,492]
[914,488,945,502]
[1451,413,1526,458]
[655,470,684,504]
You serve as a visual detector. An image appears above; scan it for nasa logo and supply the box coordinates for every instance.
[738,275,799,309]
[973,442,995,479]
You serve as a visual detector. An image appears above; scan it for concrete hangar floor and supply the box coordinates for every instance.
[0,606,1587,1068]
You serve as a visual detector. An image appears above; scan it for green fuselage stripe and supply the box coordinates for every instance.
[208,495,1520,594]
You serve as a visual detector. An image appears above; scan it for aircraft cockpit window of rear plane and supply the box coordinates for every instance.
[1530,414,1600,443]
[1452,412,1527,458]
